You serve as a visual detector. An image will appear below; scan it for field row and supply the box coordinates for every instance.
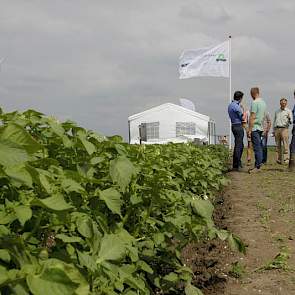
[0,109,237,294]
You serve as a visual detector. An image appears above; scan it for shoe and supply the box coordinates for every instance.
[284,159,289,164]
[276,160,282,165]
[248,167,261,174]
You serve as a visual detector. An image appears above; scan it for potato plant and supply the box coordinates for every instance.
[0,109,235,295]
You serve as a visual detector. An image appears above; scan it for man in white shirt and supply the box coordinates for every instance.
[273,98,293,164]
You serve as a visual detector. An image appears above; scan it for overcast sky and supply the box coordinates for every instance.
[1,1,295,140]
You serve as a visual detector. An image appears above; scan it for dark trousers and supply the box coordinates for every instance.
[251,130,263,168]
[232,124,244,168]
[290,127,295,155]
[262,135,268,163]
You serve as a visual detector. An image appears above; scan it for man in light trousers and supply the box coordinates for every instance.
[273,98,293,164]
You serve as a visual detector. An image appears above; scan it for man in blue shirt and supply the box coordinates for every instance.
[289,90,295,171]
[228,91,244,170]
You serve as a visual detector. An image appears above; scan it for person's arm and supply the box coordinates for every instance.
[247,111,256,138]
[267,115,271,132]
[236,104,243,121]
[266,113,272,132]
[247,103,256,137]
[263,113,271,136]
[288,109,293,125]
[248,112,256,133]
[272,111,277,133]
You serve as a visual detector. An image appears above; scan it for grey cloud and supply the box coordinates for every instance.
[0,0,294,140]
[232,36,276,63]
[179,1,231,23]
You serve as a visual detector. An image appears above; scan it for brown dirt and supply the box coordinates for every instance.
[181,193,233,294]
[183,150,295,295]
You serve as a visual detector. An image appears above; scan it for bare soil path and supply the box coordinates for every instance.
[223,151,295,295]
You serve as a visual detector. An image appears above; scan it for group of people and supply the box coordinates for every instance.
[228,87,295,173]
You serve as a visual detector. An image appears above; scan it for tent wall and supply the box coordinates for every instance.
[129,104,209,144]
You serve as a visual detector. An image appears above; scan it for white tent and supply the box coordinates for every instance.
[128,103,216,144]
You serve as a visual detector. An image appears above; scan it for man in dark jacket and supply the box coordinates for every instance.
[228,91,244,171]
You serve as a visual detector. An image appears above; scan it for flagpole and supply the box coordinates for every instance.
[228,35,232,150]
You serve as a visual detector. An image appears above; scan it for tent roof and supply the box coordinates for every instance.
[128,103,210,121]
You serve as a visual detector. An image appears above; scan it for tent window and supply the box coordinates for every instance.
[176,122,196,136]
[146,122,159,139]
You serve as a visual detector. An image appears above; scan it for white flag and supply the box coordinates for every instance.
[179,98,195,111]
[179,41,229,79]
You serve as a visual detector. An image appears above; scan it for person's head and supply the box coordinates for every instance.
[233,91,244,102]
[250,87,260,99]
[280,98,288,109]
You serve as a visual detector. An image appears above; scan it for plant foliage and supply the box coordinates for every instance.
[0,109,231,294]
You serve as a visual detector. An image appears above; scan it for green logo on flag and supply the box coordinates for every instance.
[216,54,226,62]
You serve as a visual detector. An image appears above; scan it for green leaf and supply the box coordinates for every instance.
[0,211,16,225]
[62,135,73,148]
[15,206,32,226]
[0,141,29,167]
[10,283,30,295]
[185,283,204,295]
[81,139,96,155]
[55,234,83,243]
[77,130,96,155]
[76,217,93,238]
[118,265,146,292]
[109,156,136,192]
[217,229,229,241]
[39,173,52,194]
[0,265,8,285]
[77,250,97,272]
[137,260,153,274]
[130,193,142,205]
[0,123,41,154]
[163,272,178,282]
[153,233,165,246]
[26,259,89,295]
[128,246,138,262]
[61,178,85,194]
[5,165,32,187]
[47,120,65,137]
[97,234,127,263]
[0,249,11,263]
[0,225,10,237]
[32,194,73,211]
[5,164,33,187]
[99,188,122,216]
[191,198,214,220]
[199,180,207,188]
[90,156,104,165]
[123,290,137,295]
[23,109,44,117]
[114,144,127,155]
[228,234,246,254]
[116,228,135,245]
